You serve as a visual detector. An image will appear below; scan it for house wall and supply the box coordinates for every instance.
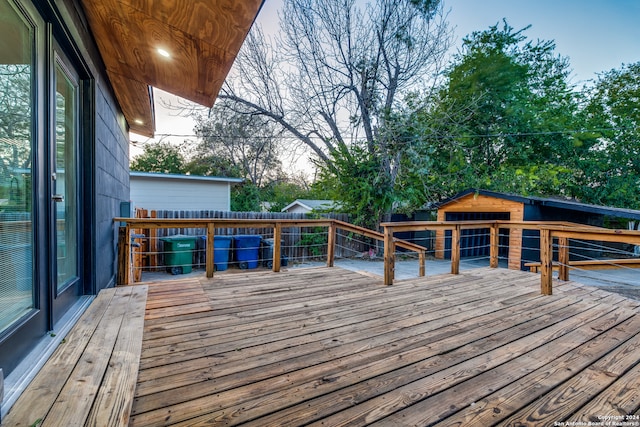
[93,84,130,291]
[283,204,311,214]
[435,193,524,270]
[56,0,130,292]
[130,177,231,211]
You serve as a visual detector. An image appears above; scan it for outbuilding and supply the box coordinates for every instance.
[130,172,243,212]
[435,189,640,270]
[281,199,339,214]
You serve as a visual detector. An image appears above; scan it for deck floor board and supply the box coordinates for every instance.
[5,266,640,426]
[127,267,640,426]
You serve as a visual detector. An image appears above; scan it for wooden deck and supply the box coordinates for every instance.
[5,266,640,426]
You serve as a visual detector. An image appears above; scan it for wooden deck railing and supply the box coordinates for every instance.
[381,220,640,294]
[113,217,427,286]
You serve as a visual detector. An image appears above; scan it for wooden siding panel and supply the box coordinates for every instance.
[435,194,525,269]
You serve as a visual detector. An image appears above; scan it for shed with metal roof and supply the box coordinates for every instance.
[435,189,640,270]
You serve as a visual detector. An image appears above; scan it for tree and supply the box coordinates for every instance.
[412,21,586,201]
[576,62,640,208]
[260,178,317,212]
[0,65,31,169]
[1,65,32,210]
[231,182,261,212]
[193,104,283,187]
[218,0,452,225]
[130,141,187,174]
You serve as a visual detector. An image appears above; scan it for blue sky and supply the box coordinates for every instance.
[256,0,640,85]
[443,0,640,85]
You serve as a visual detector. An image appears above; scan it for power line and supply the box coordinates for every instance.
[131,126,631,145]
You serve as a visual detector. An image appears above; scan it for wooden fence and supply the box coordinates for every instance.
[133,209,373,272]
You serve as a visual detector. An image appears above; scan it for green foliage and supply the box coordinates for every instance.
[406,21,590,202]
[316,143,395,230]
[193,106,283,187]
[183,154,243,178]
[130,142,187,174]
[574,61,640,209]
[296,227,326,257]
[259,180,315,212]
[231,182,261,212]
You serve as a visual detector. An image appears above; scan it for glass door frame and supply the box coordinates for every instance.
[0,0,48,375]
[0,0,95,378]
[48,43,83,326]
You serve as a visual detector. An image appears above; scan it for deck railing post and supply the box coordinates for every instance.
[384,226,395,285]
[558,236,569,281]
[490,223,499,268]
[451,225,461,275]
[326,221,336,267]
[206,222,215,278]
[418,251,426,277]
[149,210,158,270]
[117,226,129,286]
[540,228,553,295]
[273,222,282,272]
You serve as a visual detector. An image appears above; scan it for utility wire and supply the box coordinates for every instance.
[131,126,633,145]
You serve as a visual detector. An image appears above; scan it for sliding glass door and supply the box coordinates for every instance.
[51,49,82,321]
[0,0,36,337]
[0,0,86,375]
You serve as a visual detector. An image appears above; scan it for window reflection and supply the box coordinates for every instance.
[0,0,35,334]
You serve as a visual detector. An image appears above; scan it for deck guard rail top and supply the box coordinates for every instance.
[381,220,640,294]
[113,218,427,286]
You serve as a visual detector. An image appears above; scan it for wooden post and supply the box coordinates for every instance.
[273,223,282,272]
[206,223,215,278]
[117,227,127,286]
[384,226,395,286]
[490,223,499,268]
[326,221,336,267]
[122,224,132,285]
[558,236,569,281]
[418,251,425,277]
[451,225,461,275]
[149,210,158,270]
[540,228,553,295]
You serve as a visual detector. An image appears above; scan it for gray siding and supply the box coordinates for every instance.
[58,0,130,292]
[130,176,230,211]
[94,84,129,291]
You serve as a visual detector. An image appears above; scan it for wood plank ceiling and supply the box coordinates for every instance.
[78,0,264,136]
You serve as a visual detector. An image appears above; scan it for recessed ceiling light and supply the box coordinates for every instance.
[157,48,171,58]
[134,119,144,125]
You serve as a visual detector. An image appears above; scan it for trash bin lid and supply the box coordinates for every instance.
[200,235,233,241]
[160,234,197,242]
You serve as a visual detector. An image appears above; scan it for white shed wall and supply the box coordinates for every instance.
[283,204,311,214]
[130,176,231,211]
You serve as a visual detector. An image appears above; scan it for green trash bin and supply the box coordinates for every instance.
[160,235,197,275]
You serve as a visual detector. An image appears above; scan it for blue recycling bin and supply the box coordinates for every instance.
[200,235,233,271]
[233,235,262,269]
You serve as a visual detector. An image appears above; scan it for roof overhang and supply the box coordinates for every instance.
[438,189,640,220]
[130,171,243,183]
[78,0,264,137]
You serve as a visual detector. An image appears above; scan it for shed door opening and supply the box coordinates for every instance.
[444,212,510,259]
